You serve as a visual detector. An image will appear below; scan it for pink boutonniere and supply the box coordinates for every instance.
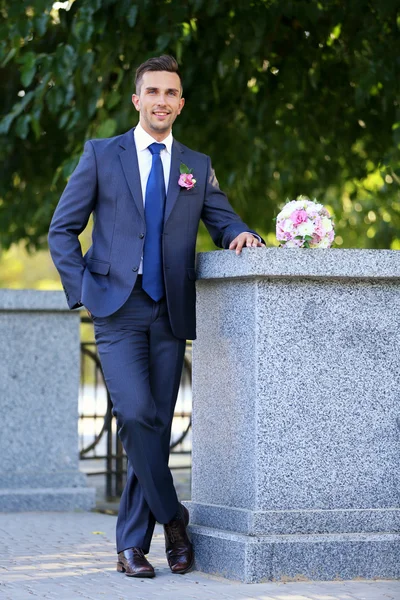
[178,163,196,190]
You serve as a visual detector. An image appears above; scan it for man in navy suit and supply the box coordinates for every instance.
[49,55,264,578]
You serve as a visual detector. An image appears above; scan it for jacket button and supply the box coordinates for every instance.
[132,266,138,272]
[139,233,144,239]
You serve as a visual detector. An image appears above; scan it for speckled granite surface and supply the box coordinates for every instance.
[196,247,400,280]
[0,289,70,310]
[189,249,400,582]
[0,291,95,511]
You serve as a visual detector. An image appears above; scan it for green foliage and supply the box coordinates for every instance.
[0,0,399,250]
[180,162,192,174]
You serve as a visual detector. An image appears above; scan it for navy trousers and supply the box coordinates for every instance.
[93,277,185,553]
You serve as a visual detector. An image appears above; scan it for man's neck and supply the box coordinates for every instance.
[139,121,171,143]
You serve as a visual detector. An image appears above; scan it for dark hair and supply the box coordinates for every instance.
[135,55,182,94]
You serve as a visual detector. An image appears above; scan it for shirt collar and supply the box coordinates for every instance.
[134,122,173,154]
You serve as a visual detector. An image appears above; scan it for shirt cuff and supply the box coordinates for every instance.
[245,232,262,242]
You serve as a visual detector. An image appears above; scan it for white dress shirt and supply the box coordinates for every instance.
[134,123,173,273]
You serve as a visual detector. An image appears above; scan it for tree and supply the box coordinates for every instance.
[0,0,399,250]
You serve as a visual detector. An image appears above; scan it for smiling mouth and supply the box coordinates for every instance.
[153,111,170,117]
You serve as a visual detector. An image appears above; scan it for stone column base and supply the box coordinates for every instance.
[187,501,400,535]
[189,523,400,583]
[0,487,95,512]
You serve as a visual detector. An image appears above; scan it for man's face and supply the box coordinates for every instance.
[132,71,185,138]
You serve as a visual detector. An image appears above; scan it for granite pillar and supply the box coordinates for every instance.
[0,290,95,511]
[188,249,400,582]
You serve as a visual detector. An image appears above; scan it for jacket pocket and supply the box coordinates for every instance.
[187,267,197,281]
[86,258,111,275]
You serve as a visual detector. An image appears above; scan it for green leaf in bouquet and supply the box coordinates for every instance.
[304,235,313,240]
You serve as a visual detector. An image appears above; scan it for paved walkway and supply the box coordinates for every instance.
[0,512,398,600]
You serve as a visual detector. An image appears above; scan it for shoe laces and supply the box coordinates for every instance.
[166,520,181,544]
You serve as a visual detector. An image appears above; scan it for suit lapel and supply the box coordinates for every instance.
[164,140,184,225]
[118,129,145,222]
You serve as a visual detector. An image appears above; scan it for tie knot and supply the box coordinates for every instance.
[148,142,166,156]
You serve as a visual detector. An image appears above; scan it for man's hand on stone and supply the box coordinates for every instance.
[229,233,265,255]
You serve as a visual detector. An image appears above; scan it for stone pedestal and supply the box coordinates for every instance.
[188,249,400,582]
[0,290,95,511]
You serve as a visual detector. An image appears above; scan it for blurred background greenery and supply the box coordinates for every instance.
[0,0,399,289]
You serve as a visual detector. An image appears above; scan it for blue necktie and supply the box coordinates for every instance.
[142,142,166,301]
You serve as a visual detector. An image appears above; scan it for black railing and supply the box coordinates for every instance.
[79,316,192,499]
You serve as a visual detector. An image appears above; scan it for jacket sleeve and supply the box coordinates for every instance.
[48,141,97,309]
[200,156,263,248]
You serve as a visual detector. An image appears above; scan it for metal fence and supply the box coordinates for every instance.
[79,316,192,499]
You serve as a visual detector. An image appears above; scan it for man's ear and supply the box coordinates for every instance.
[177,97,185,115]
[132,94,140,112]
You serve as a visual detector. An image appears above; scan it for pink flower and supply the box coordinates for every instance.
[277,227,292,241]
[290,209,308,226]
[276,227,286,241]
[276,218,295,241]
[313,216,325,238]
[284,238,303,248]
[311,234,322,245]
[178,173,196,189]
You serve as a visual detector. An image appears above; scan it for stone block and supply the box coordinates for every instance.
[188,249,400,582]
[0,290,95,511]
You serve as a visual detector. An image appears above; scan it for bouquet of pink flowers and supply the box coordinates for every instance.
[276,196,335,248]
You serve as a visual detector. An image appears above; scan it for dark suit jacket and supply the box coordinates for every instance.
[48,128,261,339]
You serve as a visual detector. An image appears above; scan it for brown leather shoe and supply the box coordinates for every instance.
[164,503,194,574]
[117,548,155,578]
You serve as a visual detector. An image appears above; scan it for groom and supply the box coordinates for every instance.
[48,55,264,578]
